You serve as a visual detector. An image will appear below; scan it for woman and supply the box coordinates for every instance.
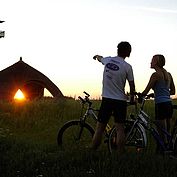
[142,54,175,148]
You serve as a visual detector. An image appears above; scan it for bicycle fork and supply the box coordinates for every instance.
[126,120,147,144]
[76,125,84,141]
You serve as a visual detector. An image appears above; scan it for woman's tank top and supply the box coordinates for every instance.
[153,80,171,104]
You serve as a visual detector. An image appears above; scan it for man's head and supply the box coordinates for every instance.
[117,41,131,58]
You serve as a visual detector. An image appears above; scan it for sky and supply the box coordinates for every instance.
[0,0,177,99]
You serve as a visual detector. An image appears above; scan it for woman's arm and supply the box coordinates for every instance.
[142,73,157,96]
[169,73,176,95]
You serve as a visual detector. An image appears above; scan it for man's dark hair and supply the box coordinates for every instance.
[117,41,131,58]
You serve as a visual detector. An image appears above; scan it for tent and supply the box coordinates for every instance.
[0,57,64,100]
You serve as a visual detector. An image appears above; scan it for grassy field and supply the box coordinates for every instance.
[0,98,177,177]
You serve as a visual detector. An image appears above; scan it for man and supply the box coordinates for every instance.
[92,41,135,152]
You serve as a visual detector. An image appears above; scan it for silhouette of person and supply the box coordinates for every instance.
[142,54,175,150]
[92,41,135,152]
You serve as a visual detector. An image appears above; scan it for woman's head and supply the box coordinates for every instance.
[151,54,165,69]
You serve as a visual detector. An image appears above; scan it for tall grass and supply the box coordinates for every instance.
[0,98,177,177]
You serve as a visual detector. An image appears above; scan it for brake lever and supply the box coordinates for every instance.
[83,91,90,97]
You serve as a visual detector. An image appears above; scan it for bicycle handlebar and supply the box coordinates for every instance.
[83,91,90,97]
[133,92,154,110]
[78,91,92,106]
[133,92,154,103]
[78,96,85,103]
[134,92,154,99]
[78,91,154,108]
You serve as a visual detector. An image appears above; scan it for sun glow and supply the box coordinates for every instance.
[14,89,26,101]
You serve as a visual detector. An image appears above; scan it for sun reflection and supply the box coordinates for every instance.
[14,89,26,101]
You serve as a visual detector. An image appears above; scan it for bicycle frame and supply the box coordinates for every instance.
[154,108,177,152]
[80,106,98,123]
[78,92,111,136]
[133,93,177,153]
[150,124,170,151]
[126,115,147,147]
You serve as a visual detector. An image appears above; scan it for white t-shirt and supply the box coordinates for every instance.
[101,56,134,101]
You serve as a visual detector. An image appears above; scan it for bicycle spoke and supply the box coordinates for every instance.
[108,121,146,153]
[58,121,94,151]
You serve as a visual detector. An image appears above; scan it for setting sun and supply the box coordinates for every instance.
[14,89,26,101]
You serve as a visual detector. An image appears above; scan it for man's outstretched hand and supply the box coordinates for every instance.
[93,55,103,62]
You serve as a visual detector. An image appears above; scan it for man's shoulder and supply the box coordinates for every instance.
[122,59,132,68]
[102,56,131,67]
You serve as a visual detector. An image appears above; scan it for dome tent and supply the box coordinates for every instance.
[0,57,64,100]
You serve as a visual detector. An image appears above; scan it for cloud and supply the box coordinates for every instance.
[135,6,177,14]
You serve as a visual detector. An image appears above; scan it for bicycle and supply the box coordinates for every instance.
[109,92,177,156]
[57,91,145,152]
[57,91,111,151]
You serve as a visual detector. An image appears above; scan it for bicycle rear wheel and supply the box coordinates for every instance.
[57,120,95,151]
[108,120,146,153]
[172,131,177,157]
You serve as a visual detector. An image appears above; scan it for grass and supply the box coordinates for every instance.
[0,98,177,177]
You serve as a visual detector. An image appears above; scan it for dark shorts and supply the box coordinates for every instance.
[155,101,173,120]
[97,97,127,124]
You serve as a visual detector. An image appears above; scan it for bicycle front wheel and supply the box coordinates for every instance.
[108,120,147,153]
[57,120,95,151]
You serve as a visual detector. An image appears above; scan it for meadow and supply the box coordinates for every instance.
[0,98,177,177]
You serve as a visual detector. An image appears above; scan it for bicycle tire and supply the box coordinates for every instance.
[108,120,147,153]
[172,131,177,157]
[57,120,95,151]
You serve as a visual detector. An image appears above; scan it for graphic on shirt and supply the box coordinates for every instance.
[106,63,119,71]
